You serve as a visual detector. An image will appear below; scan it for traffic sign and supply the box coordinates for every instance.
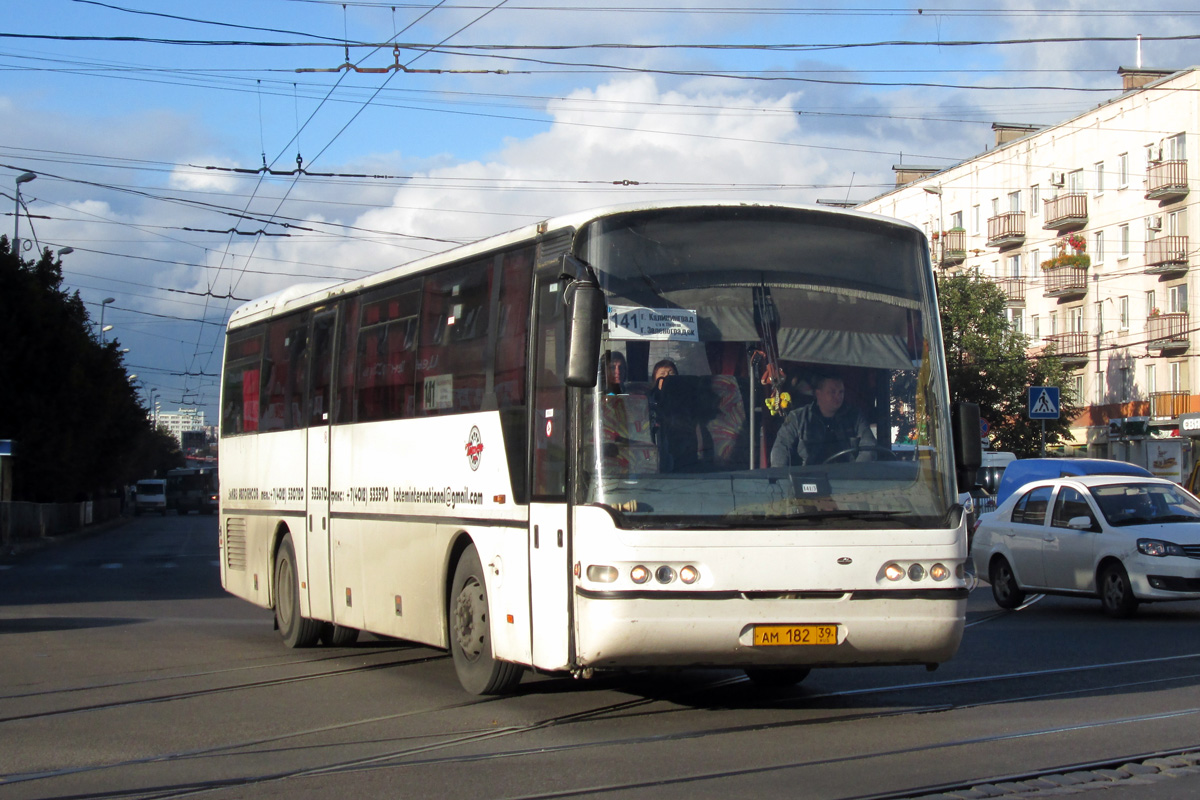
[1028,386,1060,420]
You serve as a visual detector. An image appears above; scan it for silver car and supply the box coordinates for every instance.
[972,474,1200,617]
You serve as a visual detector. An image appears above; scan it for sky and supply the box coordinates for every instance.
[2,1,1197,423]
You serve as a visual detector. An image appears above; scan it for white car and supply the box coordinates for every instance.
[972,474,1200,617]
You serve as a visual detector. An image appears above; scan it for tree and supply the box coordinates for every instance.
[0,238,176,501]
[936,272,1078,457]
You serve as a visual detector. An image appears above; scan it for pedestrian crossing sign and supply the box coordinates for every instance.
[1028,386,1060,419]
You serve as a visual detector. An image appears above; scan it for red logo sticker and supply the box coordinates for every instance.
[465,426,484,471]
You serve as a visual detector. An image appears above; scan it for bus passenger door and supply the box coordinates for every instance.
[528,275,573,671]
[304,309,337,622]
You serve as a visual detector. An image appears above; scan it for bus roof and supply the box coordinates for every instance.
[226,200,923,330]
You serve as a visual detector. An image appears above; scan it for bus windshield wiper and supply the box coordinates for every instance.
[716,510,913,528]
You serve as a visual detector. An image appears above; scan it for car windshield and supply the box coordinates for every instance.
[573,206,958,531]
[138,483,164,496]
[1090,482,1200,526]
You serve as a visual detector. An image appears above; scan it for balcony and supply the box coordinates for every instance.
[1043,265,1089,299]
[1145,160,1189,202]
[937,228,966,266]
[1146,311,1190,352]
[1150,391,1190,418]
[1043,331,1091,365]
[986,212,1026,248]
[1144,235,1189,276]
[1043,193,1088,231]
[995,276,1026,305]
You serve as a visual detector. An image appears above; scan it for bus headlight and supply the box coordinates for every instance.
[655,565,676,584]
[586,565,618,583]
[630,565,651,584]
[679,565,700,584]
[929,563,951,581]
[884,563,905,581]
[908,563,926,582]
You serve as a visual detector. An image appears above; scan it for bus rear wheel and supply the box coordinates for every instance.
[320,623,360,647]
[275,534,322,648]
[449,544,523,695]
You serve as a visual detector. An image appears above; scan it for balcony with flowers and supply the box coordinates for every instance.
[932,227,966,266]
[1041,233,1090,299]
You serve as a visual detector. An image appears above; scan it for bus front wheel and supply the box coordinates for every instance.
[449,544,523,695]
[274,534,322,648]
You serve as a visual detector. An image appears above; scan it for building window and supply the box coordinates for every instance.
[1169,208,1187,236]
[1008,190,1021,213]
[1171,361,1183,393]
[972,205,980,235]
[1007,253,1022,278]
[1169,284,1188,314]
[1119,224,1130,257]
[1073,374,1085,405]
[1119,296,1129,330]
[1147,290,1157,319]
[950,210,963,229]
[1031,315,1040,341]
[1145,364,1156,396]
[1118,153,1129,188]
[1069,306,1084,333]
[991,260,1000,279]
[1007,307,1024,333]
[1167,132,1187,161]
[990,197,1000,216]
[1068,169,1084,193]
[1050,311,1058,335]
[1094,161,1105,194]
[1093,230,1104,264]
[1030,185,1040,216]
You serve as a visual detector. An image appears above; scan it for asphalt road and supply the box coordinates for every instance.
[2,513,1200,800]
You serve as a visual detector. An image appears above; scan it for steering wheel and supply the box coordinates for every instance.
[821,446,900,464]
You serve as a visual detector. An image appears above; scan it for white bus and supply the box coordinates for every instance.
[219,201,981,694]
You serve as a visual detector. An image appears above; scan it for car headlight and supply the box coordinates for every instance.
[1137,538,1186,557]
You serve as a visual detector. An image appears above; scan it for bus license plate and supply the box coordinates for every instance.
[752,624,837,646]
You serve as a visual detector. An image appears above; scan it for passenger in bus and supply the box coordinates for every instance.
[603,351,629,394]
[769,374,876,466]
[651,358,678,389]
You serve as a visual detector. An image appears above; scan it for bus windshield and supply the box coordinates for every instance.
[575,205,956,530]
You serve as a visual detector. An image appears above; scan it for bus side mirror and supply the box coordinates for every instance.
[952,402,982,494]
[565,279,604,388]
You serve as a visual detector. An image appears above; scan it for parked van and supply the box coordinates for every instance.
[991,458,1152,508]
[134,479,168,515]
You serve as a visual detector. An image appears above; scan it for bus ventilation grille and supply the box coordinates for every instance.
[225,517,248,571]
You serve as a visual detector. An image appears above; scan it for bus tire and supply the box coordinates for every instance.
[320,623,360,647]
[274,534,321,648]
[449,544,523,695]
[744,667,810,688]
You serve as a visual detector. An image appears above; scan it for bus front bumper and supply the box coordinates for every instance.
[573,587,967,669]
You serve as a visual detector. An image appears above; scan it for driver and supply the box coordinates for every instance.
[770,375,876,466]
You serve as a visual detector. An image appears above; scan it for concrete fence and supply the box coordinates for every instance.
[0,498,123,550]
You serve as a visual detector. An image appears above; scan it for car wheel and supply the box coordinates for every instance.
[989,556,1026,609]
[449,544,523,695]
[1100,562,1139,618]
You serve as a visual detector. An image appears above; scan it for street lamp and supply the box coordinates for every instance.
[100,297,116,343]
[923,184,945,268]
[57,246,74,258]
[12,171,36,255]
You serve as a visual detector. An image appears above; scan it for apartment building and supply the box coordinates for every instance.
[857,66,1198,460]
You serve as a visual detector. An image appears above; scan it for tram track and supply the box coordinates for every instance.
[7,651,1200,797]
[0,650,447,724]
